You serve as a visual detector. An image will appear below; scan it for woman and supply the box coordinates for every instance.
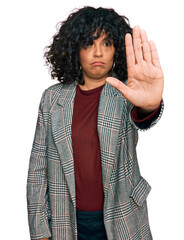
[27,6,164,240]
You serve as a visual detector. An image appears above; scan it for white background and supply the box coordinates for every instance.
[1,0,183,239]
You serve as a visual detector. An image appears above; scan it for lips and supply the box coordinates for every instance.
[91,61,105,66]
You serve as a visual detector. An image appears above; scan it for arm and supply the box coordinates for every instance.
[130,100,164,130]
[27,90,51,240]
[132,101,161,121]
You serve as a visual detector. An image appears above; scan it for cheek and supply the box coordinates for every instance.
[107,54,115,65]
[108,49,115,62]
[80,50,90,65]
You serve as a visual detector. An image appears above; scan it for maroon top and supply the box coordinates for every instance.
[71,84,161,211]
[71,85,104,211]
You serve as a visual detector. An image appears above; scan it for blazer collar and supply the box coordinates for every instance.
[57,82,77,108]
[56,81,122,108]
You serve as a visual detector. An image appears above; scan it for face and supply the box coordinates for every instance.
[79,31,115,83]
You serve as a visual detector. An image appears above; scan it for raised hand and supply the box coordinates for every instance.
[106,26,164,112]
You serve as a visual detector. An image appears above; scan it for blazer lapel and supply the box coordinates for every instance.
[51,83,77,205]
[97,83,125,198]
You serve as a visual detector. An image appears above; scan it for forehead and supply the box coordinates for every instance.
[93,29,105,36]
[93,29,111,40]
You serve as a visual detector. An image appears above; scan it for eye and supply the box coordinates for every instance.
[103,40,113,47]
[86,42,93,47]
[82,40,93,49]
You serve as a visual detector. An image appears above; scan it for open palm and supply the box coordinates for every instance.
[106,26,164,112]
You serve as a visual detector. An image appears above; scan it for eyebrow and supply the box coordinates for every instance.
[102,37,114,43]
[93,35,113,41]
[104,37,113,40]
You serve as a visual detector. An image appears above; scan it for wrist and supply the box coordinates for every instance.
[138,103,161,114]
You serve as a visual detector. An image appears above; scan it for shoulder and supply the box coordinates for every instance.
[44,82,64,95]
[41,82,76,111]
[44,82,77,95]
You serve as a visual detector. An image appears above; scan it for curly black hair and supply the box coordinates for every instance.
[44,6,132,84]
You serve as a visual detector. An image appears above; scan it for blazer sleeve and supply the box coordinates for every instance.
[26,90,52,240]
[128,98,164,131]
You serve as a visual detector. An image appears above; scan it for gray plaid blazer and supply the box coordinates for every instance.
[27,82,164,240]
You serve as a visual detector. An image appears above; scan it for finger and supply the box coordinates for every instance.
[133,26,143,63]
[106,77,129,98]
[125,33,135,68]
[149,41,161,67]
[140,30,151,63]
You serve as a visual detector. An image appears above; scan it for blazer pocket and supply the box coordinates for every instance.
[130,176,151,207]
[42,195,52,220]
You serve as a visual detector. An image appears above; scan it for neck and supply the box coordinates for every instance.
[79,77,106,91]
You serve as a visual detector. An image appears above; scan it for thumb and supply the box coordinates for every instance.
[106,77,129,97]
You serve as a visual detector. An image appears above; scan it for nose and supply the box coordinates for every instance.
[93,44,103,58]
